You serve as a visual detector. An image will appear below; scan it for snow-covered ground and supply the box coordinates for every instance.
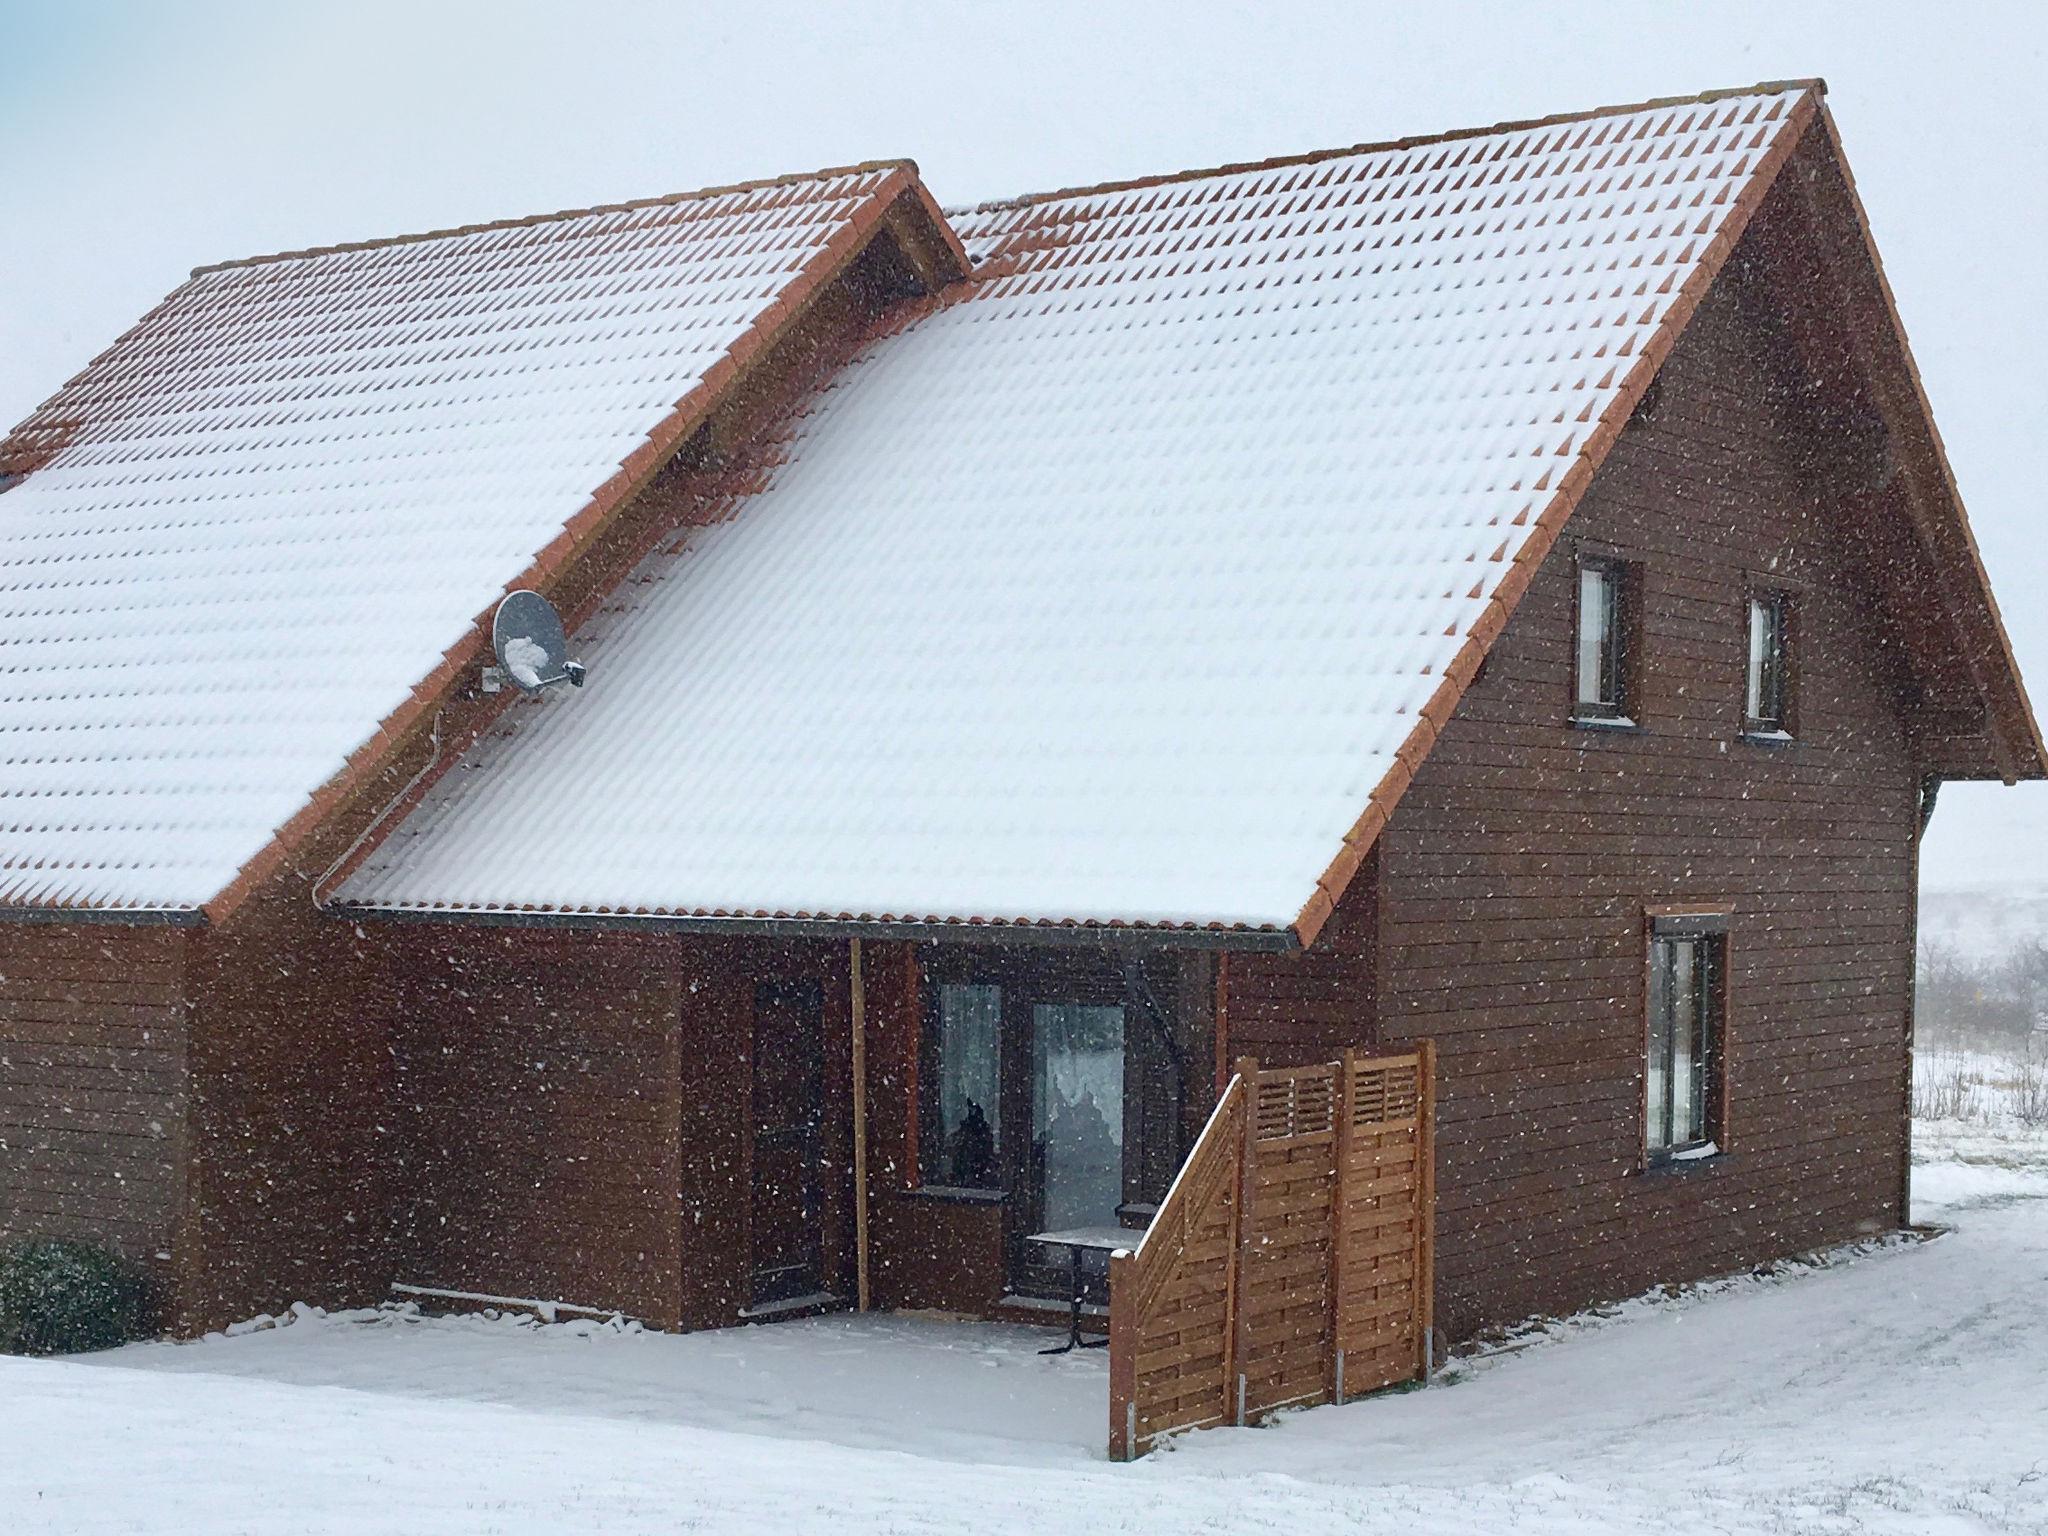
[5,1119,2046,1535]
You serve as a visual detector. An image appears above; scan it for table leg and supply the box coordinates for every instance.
[1079,1240,1109,1348]
[1038,1246,1084,1355]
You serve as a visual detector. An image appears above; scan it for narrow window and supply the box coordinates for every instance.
[928,982,1002,1187]
[1745,591,1791,736]
[1032,1003,1126,1233]
[1574,556,1632,721]
[1647,931,1723,1161]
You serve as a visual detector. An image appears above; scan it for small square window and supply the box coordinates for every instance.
[1647,928,1724,1162]
[1745,591,1792,737]
[1574,555,1633,722]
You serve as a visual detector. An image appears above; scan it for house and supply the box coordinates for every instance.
[0,80,2038,1374]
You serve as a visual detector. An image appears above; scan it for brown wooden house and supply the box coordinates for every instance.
[1,81,2039,1375]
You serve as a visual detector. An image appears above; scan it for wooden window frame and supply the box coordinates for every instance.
[1742,581,1798,741]
[1641,908,1732,1170]
[1571,546,1641,728]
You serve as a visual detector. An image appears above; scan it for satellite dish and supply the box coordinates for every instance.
[491,590,586,694]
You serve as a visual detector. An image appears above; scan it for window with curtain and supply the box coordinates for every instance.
[1647,930,1723,1161]
[1031,1003,1125,1233]
[930,982,1002,1187]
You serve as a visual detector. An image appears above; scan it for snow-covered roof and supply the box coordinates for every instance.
[338,86,1821,935]
[0,164,921,910]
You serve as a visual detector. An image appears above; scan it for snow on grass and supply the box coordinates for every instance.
[4,1121,2045,1535]
[1913,1045,2048,1130]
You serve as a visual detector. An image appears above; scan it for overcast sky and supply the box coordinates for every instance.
[4,1,2045,891]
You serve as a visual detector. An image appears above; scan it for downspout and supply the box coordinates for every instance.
[1905,770,1940,1230]
[850,937,871,1312]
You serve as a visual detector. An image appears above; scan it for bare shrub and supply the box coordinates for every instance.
[1912,1054,1976,1122]
[2007,1052,2048,1128]
[1916,939,2044,1058]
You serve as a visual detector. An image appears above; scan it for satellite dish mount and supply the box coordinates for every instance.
[489,590,586,695]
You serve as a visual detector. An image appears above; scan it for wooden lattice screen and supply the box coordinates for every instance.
[1107,1045,1435,1460]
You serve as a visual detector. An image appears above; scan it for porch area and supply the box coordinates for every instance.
[119,1305,1113,1464]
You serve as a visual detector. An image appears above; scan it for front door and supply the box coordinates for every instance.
[1029,1002,1127,1234]
[750,980,825,1307]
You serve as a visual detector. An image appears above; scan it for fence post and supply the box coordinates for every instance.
[1215,1081,1241,1434]
[1415,1039,1437,1382]
[1330,1049,1356,1404]
[1108,1250,1136,1460]
[1230,1056,1259,1426]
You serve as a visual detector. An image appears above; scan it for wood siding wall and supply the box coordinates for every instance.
[385,927,854,1331]
[0,924,189,1274]
[386,926,685,1325]
[1375,258,1920,1339]
[1225,852,1378,1068]
[180,887,399,1330]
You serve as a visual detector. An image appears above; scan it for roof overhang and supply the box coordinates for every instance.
[333,903,1301,952]
[0,905,205,927]
[1759,107,2044,782]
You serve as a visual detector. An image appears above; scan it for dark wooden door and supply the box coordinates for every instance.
[750,980,825,1306]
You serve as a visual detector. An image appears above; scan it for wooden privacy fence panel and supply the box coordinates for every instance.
[1107,1076,1245,1458]
[1109,1045,1434,1460]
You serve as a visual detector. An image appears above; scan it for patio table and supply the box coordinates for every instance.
[1025,1225,1144,1354]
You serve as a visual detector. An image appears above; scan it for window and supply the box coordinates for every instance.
[929,983,1002,1187]
[1574,555,1633,722]
[1745,591,1792,737]
[1646,925,1724,1162]
[1032,1004,1126,1233]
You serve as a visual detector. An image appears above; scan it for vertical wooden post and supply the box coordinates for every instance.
[849,938,871,1313]
[1414,1039,1437,1380]
[1213,953,1232,1098]
[1108,1250,1136,1460]
[1230,1056,1259,1426]
[1329,1049,1356,1404]
[901,945,921,1188]
[1215,1080,1243,1432]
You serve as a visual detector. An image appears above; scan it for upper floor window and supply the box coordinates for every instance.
[1745,590,1793,737]
[1574,554,1634,723]
[1647,921,1725,1163]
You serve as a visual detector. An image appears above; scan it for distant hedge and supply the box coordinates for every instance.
[0,1239,156,1356]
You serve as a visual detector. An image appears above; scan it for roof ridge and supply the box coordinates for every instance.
[190,157,922,278]
[948,78,1825,218]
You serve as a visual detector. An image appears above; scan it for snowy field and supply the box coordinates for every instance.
[5,1114,2046,1535]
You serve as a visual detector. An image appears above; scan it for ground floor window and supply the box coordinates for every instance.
[1647,922,1725,1161]
[932,982,1002,1187]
